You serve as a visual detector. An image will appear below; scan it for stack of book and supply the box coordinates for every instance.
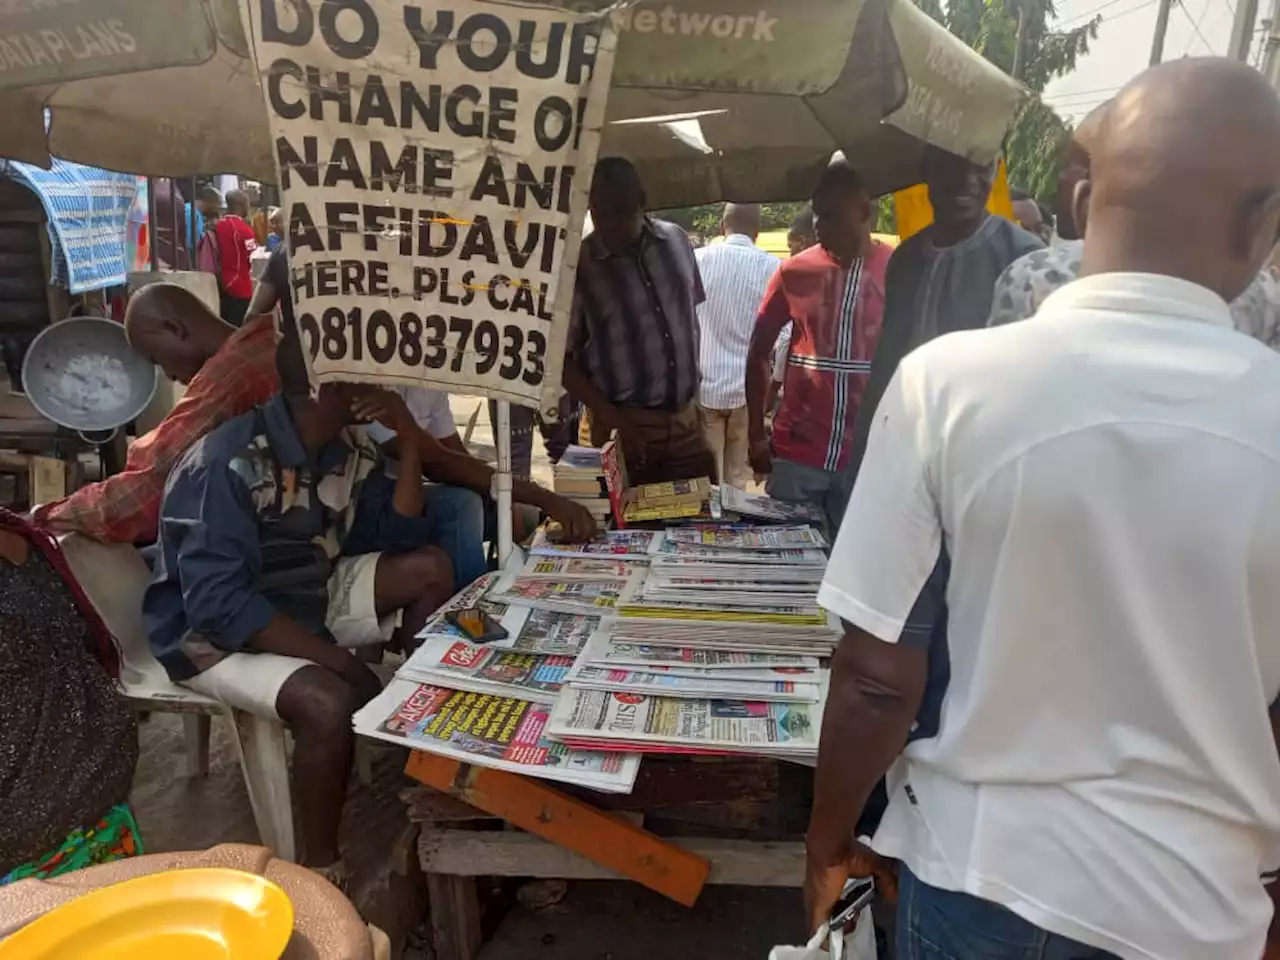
[553,445,610,522]
[601,439,712,525]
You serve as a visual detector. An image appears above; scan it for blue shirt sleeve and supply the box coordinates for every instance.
[161,455,276,652]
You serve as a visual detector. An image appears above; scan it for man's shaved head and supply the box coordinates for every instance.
[125,283,232,385]
[1078,58,1280,303]
[723,203,762,240]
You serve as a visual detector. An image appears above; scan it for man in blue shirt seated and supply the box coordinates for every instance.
[143,333,455,883]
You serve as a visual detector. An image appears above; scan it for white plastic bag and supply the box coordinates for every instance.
[767,908,877,960]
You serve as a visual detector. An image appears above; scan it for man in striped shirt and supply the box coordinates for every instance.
[694,203,781,489]
[564,158,717,484]
[745,161,892,525]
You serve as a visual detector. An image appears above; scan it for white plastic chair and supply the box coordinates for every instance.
[58,534,297,862]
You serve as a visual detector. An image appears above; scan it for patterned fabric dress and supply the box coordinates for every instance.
[0,509,140,880]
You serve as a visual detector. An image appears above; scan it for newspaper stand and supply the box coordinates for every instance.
[402,749,814,960]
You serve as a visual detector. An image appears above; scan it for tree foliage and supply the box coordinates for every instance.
[917,0,1099,202]
[660,201,811,241]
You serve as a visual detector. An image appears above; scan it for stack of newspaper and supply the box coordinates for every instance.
[545,686,824,764]
[352,574,641,793]
[563,626,828,703]
[615,525,837,636]
[552,445,610,522]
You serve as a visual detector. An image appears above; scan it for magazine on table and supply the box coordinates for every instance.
[519,555,638,579]
[529,528,665,561]
[616,575,828,625]
[546,687,823,756]
[353,680,640,793]
[578,627,821,678]
[502,605,600,655]
[414,590,598,658]
[661,525,827,550]
[653,540,827,566]
[567,666,822,703]
[489,571,637,615]
[588,636,821,673]
[400,634,575,703]
[718,487,827,524]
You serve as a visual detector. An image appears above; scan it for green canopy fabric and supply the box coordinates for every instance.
[0,0,1026,204]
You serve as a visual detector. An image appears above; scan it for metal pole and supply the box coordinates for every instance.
[1149,0,1174,64]
[1263,0,1280,87]
[1230,0,1261,61]
[1011,3,1027,80]
[146,177,158,272]
[495,399,514,567]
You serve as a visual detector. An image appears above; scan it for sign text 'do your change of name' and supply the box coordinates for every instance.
[243,0,617,409]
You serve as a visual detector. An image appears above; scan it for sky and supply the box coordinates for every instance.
[1042,0,1262,123]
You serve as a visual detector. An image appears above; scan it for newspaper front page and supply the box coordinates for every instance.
[354,680,639,792]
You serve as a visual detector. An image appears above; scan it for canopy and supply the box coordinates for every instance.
[0,0,1025,205]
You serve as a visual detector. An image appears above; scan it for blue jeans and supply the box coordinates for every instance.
[346,476,488,591]
[897,867,1120,960]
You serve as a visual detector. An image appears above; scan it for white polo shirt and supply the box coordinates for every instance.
[819,273,1280,960]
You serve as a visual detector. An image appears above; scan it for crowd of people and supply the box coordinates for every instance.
[6,50,1280,960]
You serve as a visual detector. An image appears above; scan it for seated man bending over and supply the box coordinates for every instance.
[143,337,453,880]
[250,245,597,543]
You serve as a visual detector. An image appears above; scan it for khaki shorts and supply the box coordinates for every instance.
[183,554,399,719]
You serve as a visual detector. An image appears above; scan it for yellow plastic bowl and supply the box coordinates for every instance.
[0,867,294,960]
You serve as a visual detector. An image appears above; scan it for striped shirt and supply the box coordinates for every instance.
[694,234,782,409]
[568,217,705,410]
[757,241,892,472]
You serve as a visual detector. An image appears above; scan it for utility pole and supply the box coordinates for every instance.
[1229,0,1261,61]
[1148,0,1174,65]
[1263,0,1280,87]
[1011,1,1027,80]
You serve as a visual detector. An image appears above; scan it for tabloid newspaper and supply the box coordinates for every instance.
[415,591,600,658]
[718,487,827,524]
[519,556,638,579]
[353,680,640,793]
[661,525,827,550]
[400,634,574,703]
[529,528,665,561]
[590,637,820,672]
[568,666,822,703]
[546,687,823,758]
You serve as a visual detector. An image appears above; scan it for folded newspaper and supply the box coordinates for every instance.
[414,585,599,657]
[353,679,640,793]
[661,525,827,550]
[719,487,827,524]
[546,687,823,759]
[400,634,574,703]
[530,528,665,561]
[590,637,821,672]
[489,571,639,615]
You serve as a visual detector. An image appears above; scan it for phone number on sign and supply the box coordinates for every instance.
[297,308,547,386]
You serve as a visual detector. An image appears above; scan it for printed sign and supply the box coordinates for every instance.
[242,0,618,411]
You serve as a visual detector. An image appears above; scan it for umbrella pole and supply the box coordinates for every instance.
[495,399,513,567]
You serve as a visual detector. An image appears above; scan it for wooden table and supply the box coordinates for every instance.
[403,753,812,960]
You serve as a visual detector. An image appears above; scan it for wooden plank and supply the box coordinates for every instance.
[425,872,482,960]
[404,753,711,907]
[418,830,806,888]
[28,455,64,505]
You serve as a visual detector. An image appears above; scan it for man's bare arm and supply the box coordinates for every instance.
[247,275,279,318]
[805,624,927,932]
[381,428,598,541]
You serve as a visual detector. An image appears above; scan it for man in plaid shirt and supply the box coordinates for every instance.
[31,284,279,543]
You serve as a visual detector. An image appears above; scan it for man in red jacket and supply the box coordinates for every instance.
[213,189,258,326]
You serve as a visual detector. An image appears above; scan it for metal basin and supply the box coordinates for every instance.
[21,316,157,436]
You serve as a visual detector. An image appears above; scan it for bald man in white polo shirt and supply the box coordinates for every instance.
[806,59,1280,960]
